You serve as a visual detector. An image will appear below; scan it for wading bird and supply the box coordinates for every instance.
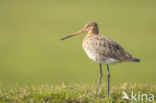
[60,22,140,97]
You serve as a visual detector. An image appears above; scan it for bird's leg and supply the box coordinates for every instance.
[107,64,110,97]
[95,63,103,96]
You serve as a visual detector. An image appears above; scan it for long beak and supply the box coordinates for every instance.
[60,30,85,40]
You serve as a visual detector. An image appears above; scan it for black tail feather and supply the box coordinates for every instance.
[131,58,140,62]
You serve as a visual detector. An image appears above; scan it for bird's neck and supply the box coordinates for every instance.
[84,27,99,40]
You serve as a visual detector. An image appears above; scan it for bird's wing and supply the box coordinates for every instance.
[89,35,133,61]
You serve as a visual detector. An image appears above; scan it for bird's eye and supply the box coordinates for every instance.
[87,25,91,28]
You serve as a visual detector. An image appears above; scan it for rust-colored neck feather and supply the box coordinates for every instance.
[84,26,99,40]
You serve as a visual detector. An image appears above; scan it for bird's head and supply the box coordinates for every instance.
[60,21,98,40]
[83,22,98,32]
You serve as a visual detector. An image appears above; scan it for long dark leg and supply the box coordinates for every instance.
[95,63,103,96]
[107,64,110,97]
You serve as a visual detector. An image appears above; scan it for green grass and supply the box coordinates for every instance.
[0,83,155,103]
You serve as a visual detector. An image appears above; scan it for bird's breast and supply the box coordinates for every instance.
[83,38,98,62]
[82,36,120,64]
[83,37,104,63]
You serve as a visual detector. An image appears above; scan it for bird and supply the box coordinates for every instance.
[60,21,140,97]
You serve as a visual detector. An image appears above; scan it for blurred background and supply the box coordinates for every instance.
[0,0,156,86]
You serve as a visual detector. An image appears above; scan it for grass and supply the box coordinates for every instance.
[0,83,155,103]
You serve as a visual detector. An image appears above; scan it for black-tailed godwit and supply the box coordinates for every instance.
[60,21,140,97]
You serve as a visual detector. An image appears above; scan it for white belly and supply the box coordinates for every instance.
[104,58,120,64]
[83,47,119,64]
[83,47,97,62]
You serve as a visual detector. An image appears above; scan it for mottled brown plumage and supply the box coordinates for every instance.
[83,35,138,64]
[81,22,140,64]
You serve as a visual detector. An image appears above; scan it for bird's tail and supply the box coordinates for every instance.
[131,58,140,62]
